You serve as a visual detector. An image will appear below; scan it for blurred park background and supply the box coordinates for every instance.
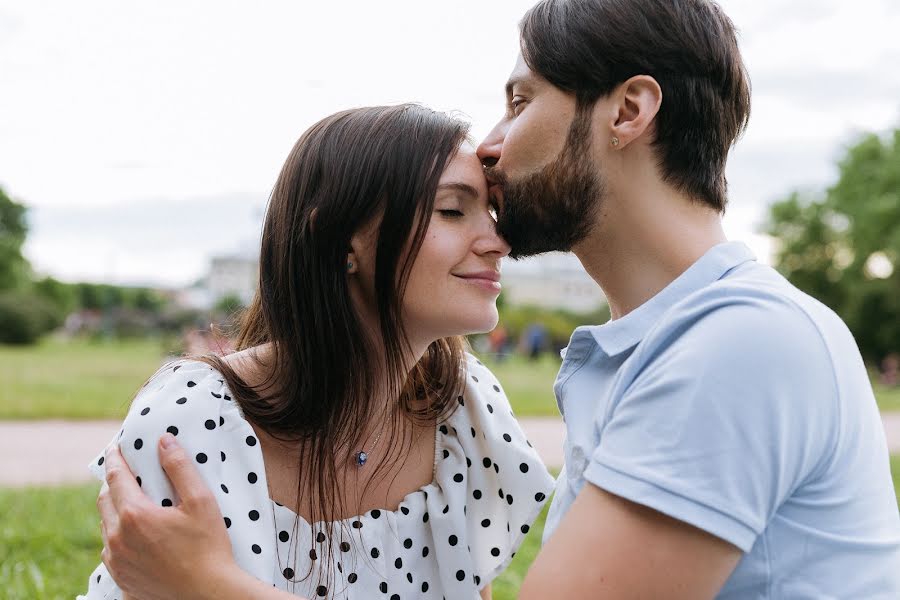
[1,0,899,598]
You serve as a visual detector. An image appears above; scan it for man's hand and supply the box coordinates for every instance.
[98,433,237,600]
[519,484,743,599]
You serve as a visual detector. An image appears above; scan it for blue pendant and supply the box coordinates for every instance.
[355,451,368,467]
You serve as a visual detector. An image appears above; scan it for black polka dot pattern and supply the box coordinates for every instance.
[83,354,554,600]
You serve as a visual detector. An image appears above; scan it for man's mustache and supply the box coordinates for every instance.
[482,165,507,187]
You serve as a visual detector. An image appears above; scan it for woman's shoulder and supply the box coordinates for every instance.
[124,358,239,425]
[425,352,554,589]
[88,358,253,480]
[455,352,517,421]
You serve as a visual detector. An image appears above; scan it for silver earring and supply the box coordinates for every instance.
[611,136,620,147]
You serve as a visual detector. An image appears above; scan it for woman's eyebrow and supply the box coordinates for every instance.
[436,182,479,199]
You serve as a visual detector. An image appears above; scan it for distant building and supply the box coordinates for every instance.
[501,252,606,313]
[182,251,605,314]
[206,254,258,305]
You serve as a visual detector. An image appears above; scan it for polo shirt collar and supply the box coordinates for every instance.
[586,241,757,357]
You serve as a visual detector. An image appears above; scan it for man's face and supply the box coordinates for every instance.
[478,54,603,259]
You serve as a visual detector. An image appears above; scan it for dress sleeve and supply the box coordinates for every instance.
[456,354,555,587]
[78,360,276,599]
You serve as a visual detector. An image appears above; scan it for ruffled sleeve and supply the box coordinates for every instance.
[431,353,555,590]
[78,360,276,599]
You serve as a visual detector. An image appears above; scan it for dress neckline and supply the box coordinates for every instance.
[186,360,449,528]
[269,422,444,528]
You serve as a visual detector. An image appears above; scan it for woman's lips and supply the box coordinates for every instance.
[453,271,502,292]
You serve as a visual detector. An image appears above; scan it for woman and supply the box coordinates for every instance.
[80,104,554,600]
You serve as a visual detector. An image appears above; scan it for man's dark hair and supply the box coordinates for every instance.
[520,0,751,211]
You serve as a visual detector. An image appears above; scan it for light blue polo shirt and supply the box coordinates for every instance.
[543,241,900,598]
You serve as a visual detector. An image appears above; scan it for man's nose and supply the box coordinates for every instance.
[477,121,507,168]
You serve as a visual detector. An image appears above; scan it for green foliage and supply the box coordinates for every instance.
[32,276,77,317]
[498,303,611,349]
[766,128,900,361]
[73,282,123,310]
[214,293,245,316]
[71,281,169,313]
[132,287,167,312]
[0,185,29,292]
[0,292,62,345]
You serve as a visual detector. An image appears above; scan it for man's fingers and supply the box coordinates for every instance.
[104,444,144,512]
[97,481,118,544]
[157,433,216,510]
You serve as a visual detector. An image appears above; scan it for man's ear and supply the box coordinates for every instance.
[606,75,662,149]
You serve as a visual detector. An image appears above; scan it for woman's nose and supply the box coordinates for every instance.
[473,214,511,258]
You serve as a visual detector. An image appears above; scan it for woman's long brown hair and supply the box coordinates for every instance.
[199,104,470,592]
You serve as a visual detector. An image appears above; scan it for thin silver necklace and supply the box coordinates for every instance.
[354,429,383,467]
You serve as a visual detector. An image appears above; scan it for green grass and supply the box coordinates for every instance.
[480,354,562,417]
[0,483,550,600]
[2,339,899,419]
[493,502,549,600]
[0,484,103,600]
[893,455,900,506]
[0,337,169,419]
[874,382,900,412]
[485,355,900,417]
[3,461,900,599]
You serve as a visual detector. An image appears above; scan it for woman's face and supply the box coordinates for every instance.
[400,145,511,344]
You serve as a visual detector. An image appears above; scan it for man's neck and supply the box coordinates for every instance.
[573,184,727,320]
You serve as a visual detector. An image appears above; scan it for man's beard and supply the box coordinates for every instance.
[485,108,603,259]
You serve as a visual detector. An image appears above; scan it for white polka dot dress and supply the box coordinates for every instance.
[78,353,554,600]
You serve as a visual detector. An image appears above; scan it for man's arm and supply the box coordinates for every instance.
[519,484,742,599]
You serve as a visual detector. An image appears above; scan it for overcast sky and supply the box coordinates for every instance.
[1,0,898,287]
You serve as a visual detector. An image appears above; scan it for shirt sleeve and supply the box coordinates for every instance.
[78,360,276,599]
[584,292,838,552]
[459,355,556,586]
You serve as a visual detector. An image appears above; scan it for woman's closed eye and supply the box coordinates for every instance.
[437,209,465,218]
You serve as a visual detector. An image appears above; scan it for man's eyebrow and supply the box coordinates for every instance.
[505,75,530,98]
[436,182,479,198]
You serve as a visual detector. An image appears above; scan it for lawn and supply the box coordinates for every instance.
[3,458,900,599]
[483,355,900,416]
[874,381,900,412]
[0,483,549,600]
[480,353,562,417]
[2,338,900,419]
[0,337,170,419]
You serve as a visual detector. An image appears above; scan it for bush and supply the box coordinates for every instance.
[0,292,65,344]
[498,303,612,350]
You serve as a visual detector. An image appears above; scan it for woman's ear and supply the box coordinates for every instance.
[346,244,358,274]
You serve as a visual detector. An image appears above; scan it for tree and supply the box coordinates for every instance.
[0,185,29,291]
[765,128,900,362]
[33,276,77,316]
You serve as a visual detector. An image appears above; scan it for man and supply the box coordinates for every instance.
[97,0,900,598]
[477,0,900,597]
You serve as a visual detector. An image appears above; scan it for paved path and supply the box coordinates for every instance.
[3,414,900,488]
